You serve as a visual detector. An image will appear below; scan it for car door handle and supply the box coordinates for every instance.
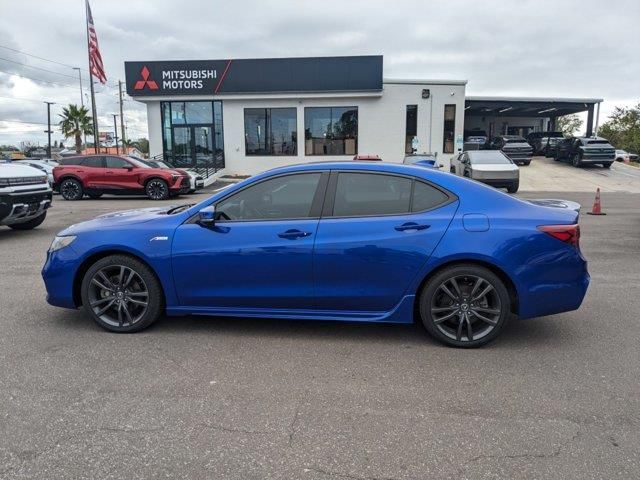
[395,222,430,232]
[278,229,312,239]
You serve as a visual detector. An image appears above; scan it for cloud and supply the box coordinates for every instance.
[0,0,637,146]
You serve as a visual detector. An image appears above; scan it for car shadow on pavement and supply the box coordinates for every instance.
[51,308,572,350]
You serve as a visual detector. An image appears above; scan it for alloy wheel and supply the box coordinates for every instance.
[430,274,502,342]
[147,180,168,200]
[87,265,149,327]
[61,180,81,200]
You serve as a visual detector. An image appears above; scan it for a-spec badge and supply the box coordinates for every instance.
[150,236,168,242]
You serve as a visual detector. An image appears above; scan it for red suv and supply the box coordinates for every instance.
[53,155,191,200]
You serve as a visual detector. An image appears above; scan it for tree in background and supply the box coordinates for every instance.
[58,104,93,154]
[598,103,640,154]
[556,114,583,136]
[136,138,149,154]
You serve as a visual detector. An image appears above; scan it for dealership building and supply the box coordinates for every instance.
[125,55,602,180]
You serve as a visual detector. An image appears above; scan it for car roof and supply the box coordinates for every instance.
[466,150,507,158]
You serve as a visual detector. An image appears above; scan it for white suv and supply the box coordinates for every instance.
[0,162,53,230]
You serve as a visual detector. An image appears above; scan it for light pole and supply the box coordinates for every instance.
[112,114,119,154]
[73,67,87,151]
[44,102,54,158]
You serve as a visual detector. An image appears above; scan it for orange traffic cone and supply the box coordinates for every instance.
[587,188,606,215]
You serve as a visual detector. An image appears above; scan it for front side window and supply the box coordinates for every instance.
[216,173,322,221]
[304,107,358,155]
[443,105,456,154]
[244,108,297,156]
[333,173,412,217]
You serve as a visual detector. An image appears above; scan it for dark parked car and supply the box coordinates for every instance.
[553,137,615,168]
[488,135,533,166]
[53,155,191,200]
[527,131,564,154]
[538,136,564,157]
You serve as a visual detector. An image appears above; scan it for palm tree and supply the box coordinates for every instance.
[59,104,93,154]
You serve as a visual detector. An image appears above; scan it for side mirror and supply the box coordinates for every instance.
[198,205,216,226]
[438,163,444,169]
[125,166,134,171]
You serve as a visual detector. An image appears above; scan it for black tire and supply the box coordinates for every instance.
[572,153,582,168]
[522,160,531,166]
[87,192,103,199]
[145,178,169,200]
[60,178,83,200]
[507,181,519,194]
[8,211,47,230]
[419,265,511,348]
[81,254,164,333]
[603,162,612,169]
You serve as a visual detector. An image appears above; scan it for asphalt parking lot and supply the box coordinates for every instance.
[1,161,640,479]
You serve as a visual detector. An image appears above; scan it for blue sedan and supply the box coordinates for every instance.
[42,162,589,347]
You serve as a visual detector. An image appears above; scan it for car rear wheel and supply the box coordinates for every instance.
[572,153,582,168]
[81,255,163,333]
[419,265,511,348]
[60,178,83,200]
[507,181,519,194]
[602,162,612,169]
[8,211,47,230]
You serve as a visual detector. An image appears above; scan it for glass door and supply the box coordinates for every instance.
[172,126,192,168]
[193,126,213,168]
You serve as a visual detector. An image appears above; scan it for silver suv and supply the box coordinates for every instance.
[0,161,52,230]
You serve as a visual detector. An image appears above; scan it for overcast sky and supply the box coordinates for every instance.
[0,0,638,148]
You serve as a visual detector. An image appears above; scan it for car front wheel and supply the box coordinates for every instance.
[603,162,612,169]
[146,179,169,200]
[572,153,582,168]
[419,265,511,348]
[81,254,163,332]
[60,178,83,200]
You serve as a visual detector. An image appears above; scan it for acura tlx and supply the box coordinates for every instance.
[42,161,589,348]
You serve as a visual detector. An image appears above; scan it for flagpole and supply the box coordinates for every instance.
[85,0,99,154]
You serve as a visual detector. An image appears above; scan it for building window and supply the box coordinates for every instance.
[405,105,417,154]
[304,107,357,156]
[443,105,456,154]
[244,108,297,156]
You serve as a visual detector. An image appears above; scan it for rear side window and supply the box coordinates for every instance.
[81,156,104,168]
[412,181,449,212]
[59,157,84,166]
[333,173,412,216]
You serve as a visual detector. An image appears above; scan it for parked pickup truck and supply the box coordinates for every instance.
[488,135,533,166]
[553,137,615,168]
[0,162,52,230]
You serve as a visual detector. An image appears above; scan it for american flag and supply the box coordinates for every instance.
[86,0,107,84]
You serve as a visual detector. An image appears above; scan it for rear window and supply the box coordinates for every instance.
[58,157,84,166]
[469,151,513,165]
[586,140,611,145]
[504,137,526,144]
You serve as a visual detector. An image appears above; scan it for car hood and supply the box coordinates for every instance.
[524,198,581,213]
[0,163,44,177]
[60,206,179,235]
[471,164,519,172]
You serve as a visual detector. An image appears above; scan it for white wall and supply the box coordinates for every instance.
[142,80,466,175]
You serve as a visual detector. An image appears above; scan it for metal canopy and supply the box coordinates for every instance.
[465,96,602,118]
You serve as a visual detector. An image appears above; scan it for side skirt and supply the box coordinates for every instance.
[166,295,416,324]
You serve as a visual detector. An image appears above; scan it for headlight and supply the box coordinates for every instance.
[39,175,48,184]
[49,235,76,252]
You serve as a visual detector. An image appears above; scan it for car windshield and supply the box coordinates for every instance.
[586,140,610,145]
[468,151,512,164]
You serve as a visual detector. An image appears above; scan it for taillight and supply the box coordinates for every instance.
[538,224,580,248]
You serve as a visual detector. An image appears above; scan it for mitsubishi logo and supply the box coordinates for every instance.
[133,66,158,91]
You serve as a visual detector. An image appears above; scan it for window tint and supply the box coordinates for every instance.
[333,173,412,217]
[106,157,131,168]
[304,107,358,155]
[217,173,322,221]
[412,181,449,212]
[81,156,104,168]
[60,157,84,166]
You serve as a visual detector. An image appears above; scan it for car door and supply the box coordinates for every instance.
[79,156,107,189]
[171,171,328,309]
[313,171,458,313]
[105,156,140,191]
